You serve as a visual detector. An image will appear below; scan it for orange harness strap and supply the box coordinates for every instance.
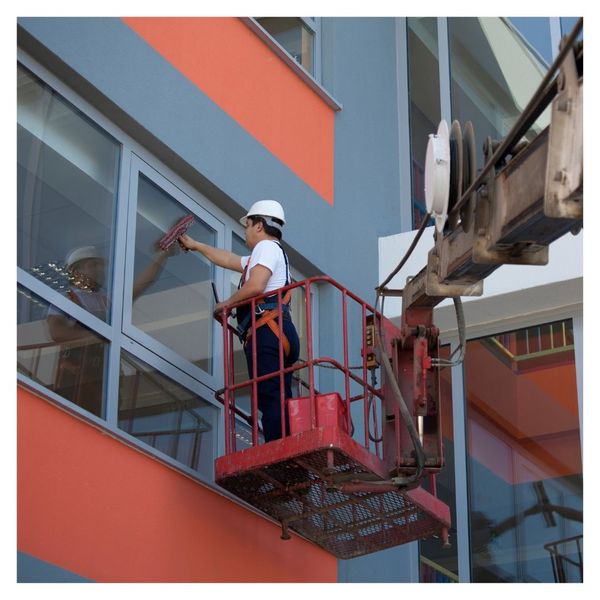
[245,290,292,357]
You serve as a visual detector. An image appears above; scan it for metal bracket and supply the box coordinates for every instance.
[426,248,483,297]
[472,137,550,266]
[544,43,583,219]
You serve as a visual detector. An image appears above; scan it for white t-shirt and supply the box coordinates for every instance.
[240,240,289,294]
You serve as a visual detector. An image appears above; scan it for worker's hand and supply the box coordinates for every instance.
[178,234,196,252]
[213,301,228,320]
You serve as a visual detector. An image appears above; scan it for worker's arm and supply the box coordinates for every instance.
[47,314,94,343]
[214,264,271,316]
[132,248,174,301]
[178,234,243,272]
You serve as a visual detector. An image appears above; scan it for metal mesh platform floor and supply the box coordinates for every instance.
[215,427,451,559]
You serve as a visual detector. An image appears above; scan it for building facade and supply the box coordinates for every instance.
[16,16,583,583]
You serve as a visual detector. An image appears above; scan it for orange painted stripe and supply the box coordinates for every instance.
[17,387,336,582]
[122,17,335,204]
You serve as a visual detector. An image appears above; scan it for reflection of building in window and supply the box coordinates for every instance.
[449,17,550,173]
[118,351,216,476]
[255,18,314,74]
[464,319,582,583]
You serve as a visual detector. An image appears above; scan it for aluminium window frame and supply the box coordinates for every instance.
[16,50,231,489]
[122,153,227,394]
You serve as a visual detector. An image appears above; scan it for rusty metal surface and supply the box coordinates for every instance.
[216,428,450,559]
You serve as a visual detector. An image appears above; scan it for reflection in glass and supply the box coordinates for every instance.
[17,64,120,323]
[507,18,552,65]
[449,18,550,173]
[256,17,314,74]
[408,18,440,229]
[132,175,216,374]
[118,351,216,477]
[560,17,583,41]
[17,285,107,418]
[465,320,582,582]
[420,345,458,582]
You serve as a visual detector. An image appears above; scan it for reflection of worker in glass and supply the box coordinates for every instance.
[47,244,176,415]
[178,200,300,442]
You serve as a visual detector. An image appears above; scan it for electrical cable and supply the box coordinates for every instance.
[431,296,466,368]
[376,213,432,293]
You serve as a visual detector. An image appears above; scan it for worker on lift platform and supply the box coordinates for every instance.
[178,199,300,442]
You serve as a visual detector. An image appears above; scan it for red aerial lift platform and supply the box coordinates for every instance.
[214,277,451,559]
[216,423,450,559]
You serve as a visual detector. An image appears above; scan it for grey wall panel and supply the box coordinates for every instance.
[324,17,403,298]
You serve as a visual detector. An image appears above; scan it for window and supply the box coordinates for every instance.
[17,285,108,418]
[255,17,315,75]
[407,18,440,229]
[118,350,217,477]
[129,172,218,376]
[448,18,551,174]
[464,320,582,582]
[17,64,120,325]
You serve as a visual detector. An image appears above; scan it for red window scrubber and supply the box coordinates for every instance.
[158,214,195,250]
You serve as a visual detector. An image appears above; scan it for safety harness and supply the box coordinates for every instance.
[236,241,293,356]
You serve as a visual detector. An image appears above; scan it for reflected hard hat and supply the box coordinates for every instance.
[240,199,286,229]
[65,246,101,268]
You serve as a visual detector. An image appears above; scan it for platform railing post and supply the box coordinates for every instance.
[277,288,285,439]
[341,289,351,439]
[305,280,316,429]
[251,298,259,446]
[361,304,368,443]
[222,311,232,455]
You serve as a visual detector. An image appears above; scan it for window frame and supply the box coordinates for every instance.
[122,154,227,393]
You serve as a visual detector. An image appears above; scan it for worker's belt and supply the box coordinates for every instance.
[237,292,292,357]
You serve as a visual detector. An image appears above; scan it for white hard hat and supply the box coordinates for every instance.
[65,246,101,268]
[240,199,286,229]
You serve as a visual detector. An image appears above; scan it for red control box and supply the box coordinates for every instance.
[288,393,348,435]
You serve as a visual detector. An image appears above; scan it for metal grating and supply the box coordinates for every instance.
[216,430,450,559]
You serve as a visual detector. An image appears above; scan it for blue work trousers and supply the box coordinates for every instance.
[244,317,300,442]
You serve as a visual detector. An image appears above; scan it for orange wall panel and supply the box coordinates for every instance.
[122,17,335,204]
[17,387,336,582]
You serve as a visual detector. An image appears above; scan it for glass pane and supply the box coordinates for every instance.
[420,345,458,582]
[408,18,440,229]
[17,64,120,323]
[448,18,551,173]
[118,350,217,477]
[17,285,107,418]
[465,320,582,582]
[256,17,314,74]
[560,17,583,41]
[131,175,216,374]
[507,18,552,65]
